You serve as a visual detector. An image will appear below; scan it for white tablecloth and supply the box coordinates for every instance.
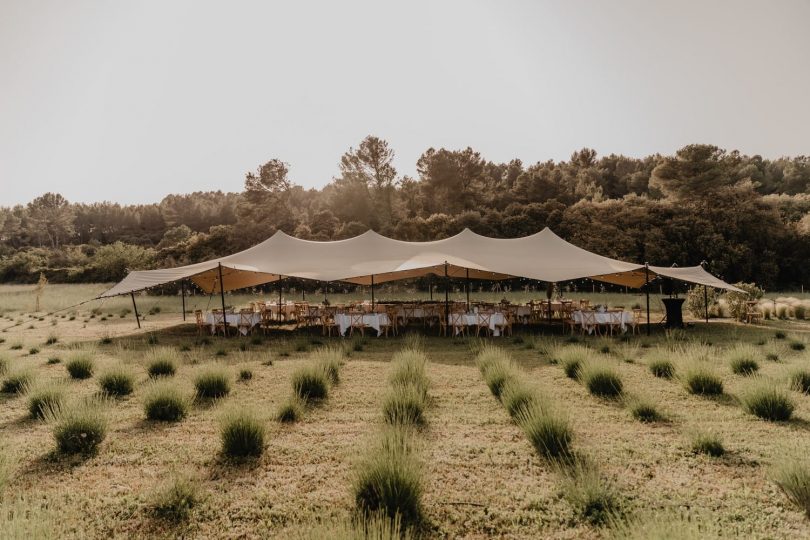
[572,311,633,333]
[453,312,506,336]
[265,302,297,319]
[334,313,390,336]
[204,312,261,335]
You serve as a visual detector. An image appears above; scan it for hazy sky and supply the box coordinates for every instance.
[1,0,809,205]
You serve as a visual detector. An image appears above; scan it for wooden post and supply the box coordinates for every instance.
[181,280,186,321]
[704,285,709,323]
[371,274,375,308]
[218,263,227,337]
[278,275,284,321]
[131,292,141,329]
[644,263,651,336]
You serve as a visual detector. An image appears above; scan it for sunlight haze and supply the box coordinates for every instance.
[1,0,808,205]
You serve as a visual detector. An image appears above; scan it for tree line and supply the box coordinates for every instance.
[2,138,809,290]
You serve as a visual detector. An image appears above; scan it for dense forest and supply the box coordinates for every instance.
[2,138,809,290]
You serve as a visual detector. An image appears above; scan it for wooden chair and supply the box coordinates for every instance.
[630,308,643,335]
[259,307,273,335]
[580,310,598,336]
[477,311,493,337]
[237,308,255,336]
[211,309,229,337]
[294,303,309,329]
[495,308,514,337]
[450,311,467,337]
[194,310,207,336]
[563,309,578,335]
[321,308,339,337]
[378,307,397,337]
[349,311,366,337]
[745,302,762,324]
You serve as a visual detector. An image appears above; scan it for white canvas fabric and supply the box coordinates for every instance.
[97,228,742,298]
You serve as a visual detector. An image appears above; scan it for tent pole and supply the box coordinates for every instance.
[302,282,305,301]
[371,275,375,308]
[429,278,433,301]
[181,280,186,321]
[278,275,284,321]
[644,263,651,336]
[466,268,470,310]
[325,281,328,304]
[704,285,709,323]
[444,262,449,336]
[131,292,140,329]
[218,263,227,337]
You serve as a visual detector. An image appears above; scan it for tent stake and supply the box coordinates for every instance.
[218,263,227,337]
[181,280,186,321]
[444,262,449,337]
[644,263,651,336]
[371,275,375,308]
[131,292,141,329]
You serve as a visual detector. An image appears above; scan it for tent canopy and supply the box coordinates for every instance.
[97,228,743,298]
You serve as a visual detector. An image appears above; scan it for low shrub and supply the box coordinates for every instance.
[558,457,620,525]
[775,331,786,340]
[790,369,810,394]
[220,409,265,458]
[28,347,40,355]
[276,395,306,423]
[741,379,795,421]
[238,368,253,381]
[515,401,572,459]
[48,398,108,455]
[648,358,674,379]
[353,428,422,524]
[144,381,190,422]
[194,367,231,399]
[98,367,135,397]
[26,381,66,419]
[609,510,721,540]
[789,341,806,351]
[727,345,760,375]
[581,363,623,398]
[690,430,725,457]
[146,347,179,377]
[151,475,200,521]
[2,370,33,394]
[555,345,592,380]
[500,380,538,418]
[382,384,427,426]
[772,457,810,517]
[291,366,329,401]
[65,352,94,379]
[46,357,61,365]
[627,396,663,423]
[681,364,723,396]
[563,358,582,380]
[314,347,344,385]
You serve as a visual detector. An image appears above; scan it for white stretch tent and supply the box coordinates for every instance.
[98,227,742,298]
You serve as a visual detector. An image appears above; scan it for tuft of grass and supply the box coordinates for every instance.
[291,366,329,401]
[44,334,58,345]
[774,331,786,340]
[581,363,624,398]
[46,398,108,455]
[46,357,61,365]
[681,363,723,396]
[144,381,190,422]
[389,348,429,400]
[500,380,538,418]
[772,457,810,517]
[0,355,8,375]
[690,430,725,457]
[26,381,66,419]
[293,512,412,540]
[727,345,760,375]
[789,340,806,351]
[353,427,423,525]
[515,401,573,459]
[194,366,231,399]
[98,366,135,397]
[151,475,200,521]
[740,379,795,421]
[553,345,592,380]
[789,369,810,394]
[238,368,253,381]
[146,347,179,377]
[609,510,721,540]
[557,457,620,525]
[220,408,265,459]
[383,384,428,426]
[476,345,515,399]
[648,358,674,379]
[65,352,94,379]
[627,396,663,423]
[2,370,33,394]
[314,347,344,385]
[276,395,306,423]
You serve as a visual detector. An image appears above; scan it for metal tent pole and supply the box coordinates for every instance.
[181,280,186,321]
[371,275,375,308]
[278,275,284,321]
[444,262,449,336]
[324,281,329,304]
[218,263,227,337]
[131,292,141,329]
[466,268,470,310]
[644,263,651,336]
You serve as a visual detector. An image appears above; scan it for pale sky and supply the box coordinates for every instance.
[1,0,809,206]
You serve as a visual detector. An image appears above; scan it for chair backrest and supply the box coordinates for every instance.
[350,311,365,325]
[195,310,204,325]
[450,312,465,326]
[478,311,492,326]
[582,311,597,326]
[239,309,253,326]
[632,308,643,323]
[212,310,225,325]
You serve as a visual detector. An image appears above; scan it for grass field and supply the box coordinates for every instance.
[2,284,810,538]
